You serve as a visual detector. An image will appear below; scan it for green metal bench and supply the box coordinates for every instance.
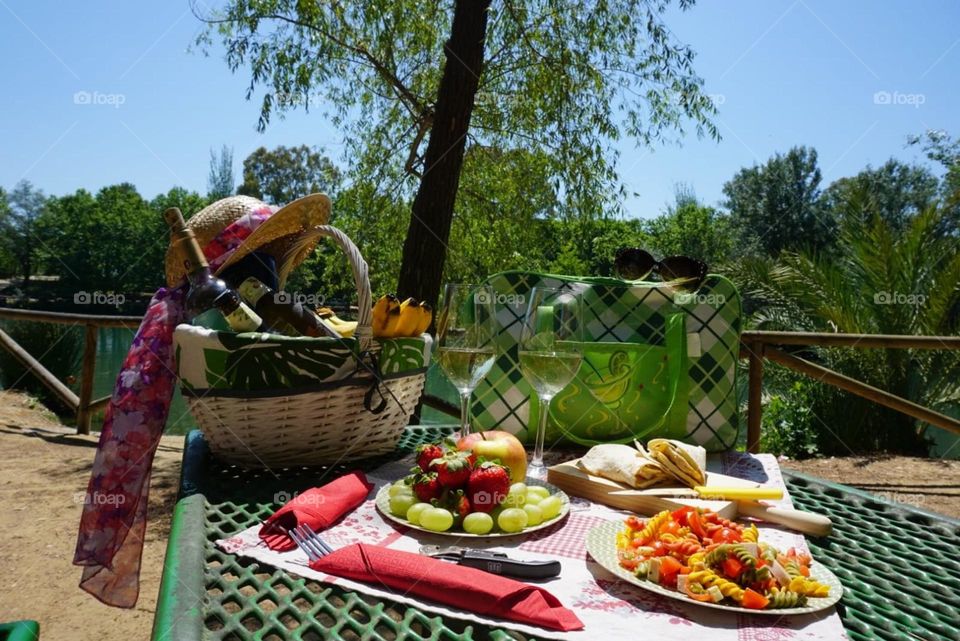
[152,428,960,641]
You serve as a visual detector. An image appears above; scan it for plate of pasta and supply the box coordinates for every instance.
[585,508,842,615]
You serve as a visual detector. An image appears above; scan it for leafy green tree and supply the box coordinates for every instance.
[723,147,833,256]
[821,159,938,231]
[645,186,736,265]
[39,184,165,295]
[2,180,48,286]
[200,0,718,306]
[734,202,960,455]
[207,144,235,200]
[0,187,14,276]
[908,129,960,200]
[150,187,210,220]
[237,145,342,205]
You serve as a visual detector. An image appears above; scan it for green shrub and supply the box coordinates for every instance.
[760,381,820,458]
[0,321,82,413]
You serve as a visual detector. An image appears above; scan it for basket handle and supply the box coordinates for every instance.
[289,225,374,350]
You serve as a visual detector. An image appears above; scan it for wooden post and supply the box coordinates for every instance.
[746,340,764,453]
[76,324,99,435]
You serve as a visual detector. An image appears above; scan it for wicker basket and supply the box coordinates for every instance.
[173,225,429,467]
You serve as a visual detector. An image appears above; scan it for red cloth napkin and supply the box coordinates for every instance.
[259,472,372,551]
[310,543,584,632]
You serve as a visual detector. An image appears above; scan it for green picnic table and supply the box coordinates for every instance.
[152,428,960,641]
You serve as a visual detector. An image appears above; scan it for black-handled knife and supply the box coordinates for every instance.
[419,545,561,580]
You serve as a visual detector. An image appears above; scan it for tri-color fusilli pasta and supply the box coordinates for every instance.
[616,507,830,610]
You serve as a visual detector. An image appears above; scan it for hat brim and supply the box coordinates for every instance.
[212,193,331,285]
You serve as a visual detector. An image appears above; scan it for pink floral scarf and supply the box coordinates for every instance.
[73,205,274,607]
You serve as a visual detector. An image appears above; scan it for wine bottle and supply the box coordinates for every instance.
[163,207,263,332]
[236,277,341,338]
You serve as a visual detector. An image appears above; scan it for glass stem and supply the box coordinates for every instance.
[459,389,472,436]
[532,395,550,468]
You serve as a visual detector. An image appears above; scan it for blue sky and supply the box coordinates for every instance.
[1,0,957,218]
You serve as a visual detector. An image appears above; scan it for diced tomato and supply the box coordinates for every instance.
[619,557,640,571]
[722,557,744,580]
[671,506,695,526]
[649,541,669,557]
[713,527,742,544]
[741,589,770,610]
[679,565,691,575]
[684,584,714,602]
[798,564,811,577]
[688,510,707,540]
[660,520,683,537]
[756,559,766,568]
[626,516,645,530]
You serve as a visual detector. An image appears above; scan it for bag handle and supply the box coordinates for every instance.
[285,225,374,350]
[556,313,687,446]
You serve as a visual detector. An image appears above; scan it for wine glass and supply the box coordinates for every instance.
[435,284,496,436]
[519,287,583,475]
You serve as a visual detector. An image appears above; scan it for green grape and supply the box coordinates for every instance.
[523,504,543,526]
[388,480,413,497]
[504,482,528,507]
[462,512,494,535]
[419,508,454,532]
[405,502,431,525]
[389,493,417,517]
[538,495,563,520]
[497,507,529,533]
[524,490,543,505]
[527,485,550,500]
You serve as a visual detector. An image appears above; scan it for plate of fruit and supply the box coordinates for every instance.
[376,431,569,536]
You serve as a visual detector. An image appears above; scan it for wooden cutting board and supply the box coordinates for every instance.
[546,458,764,520]
[547,458,833,536]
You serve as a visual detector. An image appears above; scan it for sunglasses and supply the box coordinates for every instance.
[613,248,708,288]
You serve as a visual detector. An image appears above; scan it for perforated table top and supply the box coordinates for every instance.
[152,429,960,641]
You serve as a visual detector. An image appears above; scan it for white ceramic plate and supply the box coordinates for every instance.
[376,477,570,538]
[585,520,843,615]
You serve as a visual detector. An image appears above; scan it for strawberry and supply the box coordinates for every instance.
[466,461,510,513]
[430,450,473,488]
[453,493,471,519]
[415,443,446,473]
[412,472,442,502]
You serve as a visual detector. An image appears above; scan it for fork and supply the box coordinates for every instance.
[286,524,335,561]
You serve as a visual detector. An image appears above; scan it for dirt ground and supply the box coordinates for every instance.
[0,391,182,641]
[782,454,960,519]
[0,392,958,641]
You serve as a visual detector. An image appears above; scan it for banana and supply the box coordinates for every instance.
[313,307,357,338]
[378,306,402,337]
[392,297,422,337]
[372,294,399,337]
[414,302,432,335]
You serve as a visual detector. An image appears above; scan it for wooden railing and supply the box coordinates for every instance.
[0,307,141,434]
[740,331,960,453]
[1,305,957,446]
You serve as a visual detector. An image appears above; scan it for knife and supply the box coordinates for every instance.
[609,486,784,501]
[419,545,561,579]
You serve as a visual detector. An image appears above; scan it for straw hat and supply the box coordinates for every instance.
[164,193,331,287]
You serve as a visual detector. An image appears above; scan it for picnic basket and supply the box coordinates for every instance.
[172,225,431,467]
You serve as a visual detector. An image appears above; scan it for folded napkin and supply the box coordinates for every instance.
[311,544,584,632]
[260,472,372,551]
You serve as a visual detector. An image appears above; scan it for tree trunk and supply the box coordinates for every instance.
[396,0,492,305]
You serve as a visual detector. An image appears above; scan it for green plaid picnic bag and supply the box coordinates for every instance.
[469,271,742,452]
